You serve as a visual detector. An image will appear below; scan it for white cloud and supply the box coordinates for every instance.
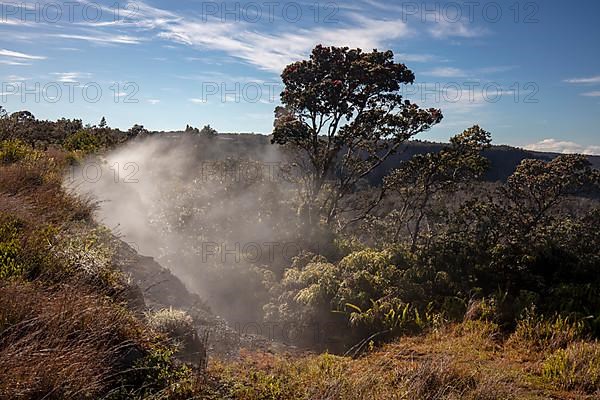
[0,49,46,60]
[0,19,33,27]
[2,1,482,74]
[395,53,437,63]
[5,75,28,81]
[564,75,600,84]
[147,99,161,105]
[51,72,93,83]
[525,139,600,155]
[477,66,517,74]
[157,14,412,72]
[581,91,600,97]
[428,19,487,39]
[0,60,30,66]
[121,2,413,72]
[423,67,466,77]
[189,98,207,104]
[53,33,142,45]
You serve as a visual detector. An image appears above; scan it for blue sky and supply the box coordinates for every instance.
[1,0,599,153]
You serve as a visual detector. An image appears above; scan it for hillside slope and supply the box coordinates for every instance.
[153,132,600,182]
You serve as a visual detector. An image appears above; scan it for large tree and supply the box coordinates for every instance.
[272,45,442,226]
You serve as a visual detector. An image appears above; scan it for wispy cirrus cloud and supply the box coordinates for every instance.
[52,33,142,45]
[564,75,600,84]
[5,75,28,81]
[0,49,46,60]
[62,1,410,72]
[564,75,600,98]
[156,12,412,72]
[421,65,516,79]
[0,1,481,73]
[422,67,466,77]
[525,138,600,155]
[395,53,438,63]
[0,60,30,65]
[428,19,487,39]
[51,72,93,83]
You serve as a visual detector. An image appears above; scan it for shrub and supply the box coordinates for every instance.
[508,307,586,352]
[266,248,451,348]
[52,227,126,292]
[0,214,23,279]
[542,341,600,394]
[0,212,64,281]
[146,307,207,366]
[109,345,198,400]
[63,129,102,153]
[464,297,501,323]
[0,139,37,164]
[147,307,195,339]
[347,299,444,339]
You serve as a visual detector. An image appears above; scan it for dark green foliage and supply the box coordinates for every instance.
[0,139,34,164]
[272,45,443,225]
[269,143,600,346]
[0,212,62,281]
[200,124,218,136]
[0,109,126,151]
[63,129,102,153]
[127,124,149,139]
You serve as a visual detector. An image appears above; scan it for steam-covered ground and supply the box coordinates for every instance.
[68,135,300,328]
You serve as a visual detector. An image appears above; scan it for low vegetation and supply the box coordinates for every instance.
[0,139,203,399]
[202,320,599,399]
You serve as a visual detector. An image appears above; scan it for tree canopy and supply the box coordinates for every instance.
[272,45,443,225]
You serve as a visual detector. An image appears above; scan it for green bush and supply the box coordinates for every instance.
[265,248,448,346]
[64,130,102,153]
[108,345,197,400]
[0,216,23,279]
[0,213,61,280]
[0,139,37,164]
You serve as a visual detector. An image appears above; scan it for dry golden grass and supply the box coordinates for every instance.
[0,151,94,226]
[0,281,152,399]
[203,321,598,400]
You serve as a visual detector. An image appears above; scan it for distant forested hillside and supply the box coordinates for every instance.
[157,131,600,183]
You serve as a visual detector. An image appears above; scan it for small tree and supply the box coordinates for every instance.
[127,124,149,139]
[5,111,37,146]
[63,129,102,153]
[199,125,217,136]
[501,154,599,238]
[272,45,442,226]
[99,117,107,128]
[383,125,492,248]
